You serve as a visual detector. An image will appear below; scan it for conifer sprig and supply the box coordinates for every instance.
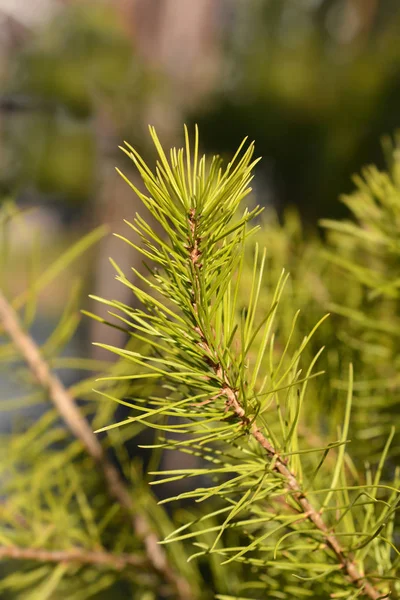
[93,127,397,598]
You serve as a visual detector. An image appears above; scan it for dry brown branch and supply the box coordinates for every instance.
[187,211,383,600]
[0,289,192,600]
[0,545,146,570]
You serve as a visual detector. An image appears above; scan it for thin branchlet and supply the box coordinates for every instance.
[186,209,383,600]
[0,289,192,600]
[0,546,147,571]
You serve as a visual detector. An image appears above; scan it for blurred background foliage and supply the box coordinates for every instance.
[194,0,400,220]
[0,1,145,205]
[2,2,400,593]
[2,0,400,221]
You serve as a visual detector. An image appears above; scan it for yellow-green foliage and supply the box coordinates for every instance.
[0,129,400,599]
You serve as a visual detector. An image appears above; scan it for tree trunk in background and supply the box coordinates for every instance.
[0,0,221,359]
[346,0,378,46]
[89,0,220,359]
[88,0,221,484]
[318,0,379,47]
[351,0,378,37]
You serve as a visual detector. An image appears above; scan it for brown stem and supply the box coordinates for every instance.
[0,545,146,570]
[0,290,192,600]
[225,387,382,599]
[187,212,383,600]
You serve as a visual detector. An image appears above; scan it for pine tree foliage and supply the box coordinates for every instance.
[0,128,399,599]
[319,135,400,459]
[90,128,400,599]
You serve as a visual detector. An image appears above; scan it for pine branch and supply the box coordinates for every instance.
[90,128,397,598]
[0,289,192,600]
[186,208,383,600]
[0,546,147,570]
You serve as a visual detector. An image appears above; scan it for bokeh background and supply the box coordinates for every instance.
[2,0,400,412]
